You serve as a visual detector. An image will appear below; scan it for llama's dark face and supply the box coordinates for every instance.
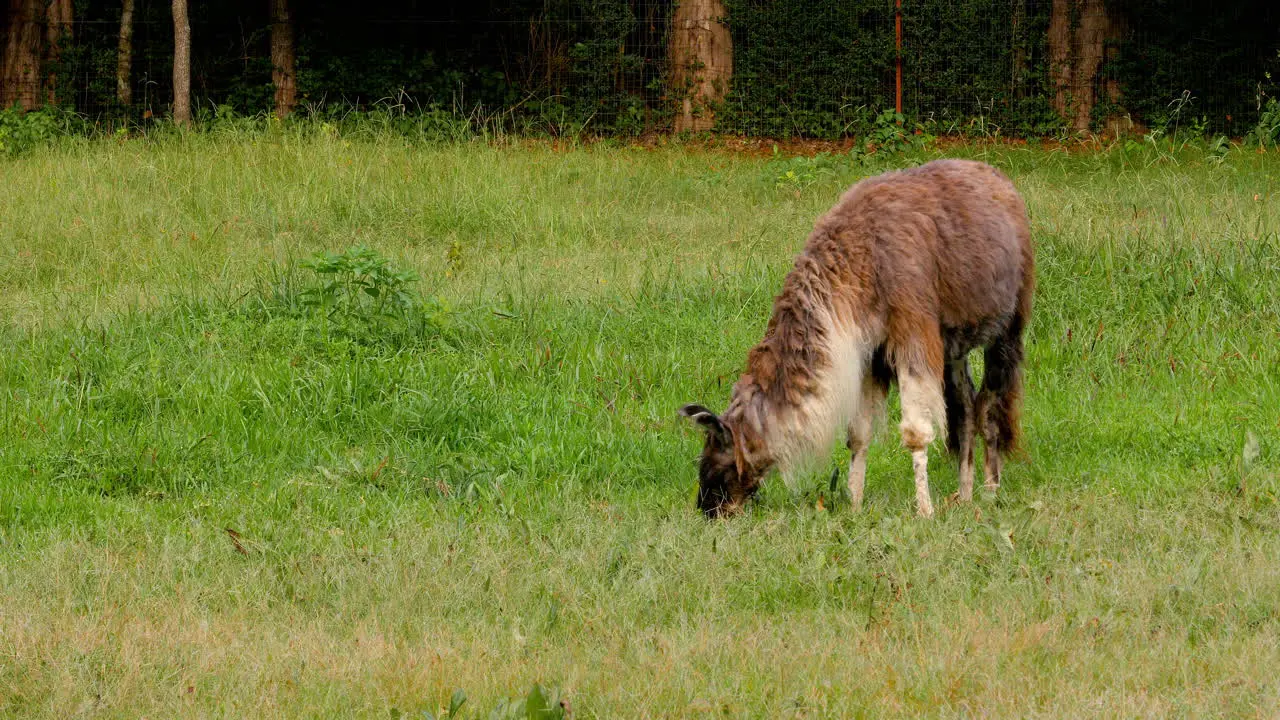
[680,404,761,518]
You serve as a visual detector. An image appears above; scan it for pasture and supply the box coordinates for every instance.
[1,132,1278,718]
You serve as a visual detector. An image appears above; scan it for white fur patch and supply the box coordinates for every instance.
[898,373,944,517]
[770,312,877,490]
[911,448,934,518]
[897,371,946,448]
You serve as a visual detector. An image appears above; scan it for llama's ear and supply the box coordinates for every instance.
[680,404,727,438]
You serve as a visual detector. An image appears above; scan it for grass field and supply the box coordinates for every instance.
[1,131,1278,718]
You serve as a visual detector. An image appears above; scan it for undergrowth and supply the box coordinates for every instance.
[5,94,1280,161]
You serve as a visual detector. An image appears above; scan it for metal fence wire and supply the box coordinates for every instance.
[2,0,1277,138]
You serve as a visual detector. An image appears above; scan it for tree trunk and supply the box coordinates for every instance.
[1047,0,1075,125]
[270,0,295,118]
[668,0,731,133]
[43,0,72,105]
[172,0,191,125]
[117,0,134,107]
[1,0,44,110]
[1011,0,1027,102]
[1048,0,1122,132]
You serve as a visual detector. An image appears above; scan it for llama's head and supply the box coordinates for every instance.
[679,404,763,518]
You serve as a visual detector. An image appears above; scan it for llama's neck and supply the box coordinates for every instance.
[729,260,872,481]
[746,257,834,404]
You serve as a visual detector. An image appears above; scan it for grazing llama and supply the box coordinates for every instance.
[681,159,1034,518]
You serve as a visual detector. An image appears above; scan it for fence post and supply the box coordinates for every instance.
[895,0,903,116]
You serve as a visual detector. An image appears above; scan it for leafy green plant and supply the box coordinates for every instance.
[244,244,454,345]
[445,240,466,278]
[768,147,843,193]
[298,245,420,321]
[0,104,86,155]
[486,684,568,720]
[868,110,935,154]
[422,689,468,720]
[1146,91,1200,143]
[1248,96,1280,148]
[193,103,296,138]
[1206,134,1232,163]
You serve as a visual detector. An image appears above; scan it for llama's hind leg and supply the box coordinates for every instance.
[977,329,1026,492]
[846,371,888,510]
[944,356,978,502]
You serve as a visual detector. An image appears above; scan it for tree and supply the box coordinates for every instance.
[117,0,134,107]
[172,0,190,125]
[270,0,296,118]
[668,0,731,133]
[44,0,72,104]
[1,0,44,110]
[1011,0,1028,102]
[1048,0,1124,132]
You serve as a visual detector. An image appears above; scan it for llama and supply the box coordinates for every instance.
[681,159,1034,518]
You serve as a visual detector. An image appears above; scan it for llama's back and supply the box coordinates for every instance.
[829,160,1028,259]
[816,159,1032,331]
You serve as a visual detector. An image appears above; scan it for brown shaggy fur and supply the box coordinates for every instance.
[683,159,1034,518]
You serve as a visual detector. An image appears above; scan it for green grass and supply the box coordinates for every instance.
[1,132,1279,718]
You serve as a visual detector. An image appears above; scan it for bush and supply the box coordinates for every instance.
[0,105,88,156]
[1248,97,1280,147]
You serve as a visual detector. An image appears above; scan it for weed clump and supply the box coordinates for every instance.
[250,244,452,347]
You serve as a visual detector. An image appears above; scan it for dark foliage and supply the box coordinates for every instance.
[6,0,1279,136]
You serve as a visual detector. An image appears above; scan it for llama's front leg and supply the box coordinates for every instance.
[899,372,944,518]
[910,445,933,518]
[846,373,887,510]
[847,442,868,509]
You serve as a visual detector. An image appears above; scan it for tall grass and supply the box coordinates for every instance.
[1,132,1277,717]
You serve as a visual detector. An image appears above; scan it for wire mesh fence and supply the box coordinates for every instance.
[2,0,1277,139]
